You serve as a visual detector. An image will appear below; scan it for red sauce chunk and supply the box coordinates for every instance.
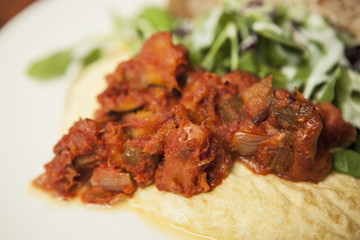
[34,32,356,205]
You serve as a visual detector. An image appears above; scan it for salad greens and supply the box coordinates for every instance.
[333,150,360,177]
[134,6,177,39]
[27,1,360,177]
[27,6,175,80]
[82,48,102,67]
[27,45,104,80]
[27,50,72,80]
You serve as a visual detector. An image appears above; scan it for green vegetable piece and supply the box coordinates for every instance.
[257,61,288,89]
[218,96,244,122]
[353,131,360,153]
[140,6,176,30]
[191,9,222,50]
[258,39,286,68]
[201,23,229,71]
[202,22,237,71]
[251,21,303,50]
[335,68,360,128]
[228,23,239,71]
[301,27,344,98]
[238,50,256,73]
[82,48,102,67]
[270,131,294,174]
[271,146,293,174]
[333,150,360,177]
[135,6,176,39]
[27,50,72,80]
[292,63,311,86]
[314,67,341,102]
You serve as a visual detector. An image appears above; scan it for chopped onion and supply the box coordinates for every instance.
[233,131,269,156]
[73,155,98,169]
[124,145,141,166]
[91,168,134,192]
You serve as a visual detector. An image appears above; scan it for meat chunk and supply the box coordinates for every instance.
[316,101,357,149]
[154,105,232,197]
[255,90,332,182]
[102,122,161,187]
[34,119,105,198]
[95,32,188,123]
[123,136,160,186]
[221,71,260,94]
[241,75,273,122]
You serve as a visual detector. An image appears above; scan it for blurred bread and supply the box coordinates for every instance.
[168,0,360,39]
[318,0,360,39]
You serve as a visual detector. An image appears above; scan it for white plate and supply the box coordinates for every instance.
[0,0,190,239]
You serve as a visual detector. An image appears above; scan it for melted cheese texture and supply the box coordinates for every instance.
[63,53,360,240]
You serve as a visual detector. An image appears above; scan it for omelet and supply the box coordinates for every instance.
[61,51,360,240]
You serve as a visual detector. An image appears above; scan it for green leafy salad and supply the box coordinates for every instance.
[28,1,360,178]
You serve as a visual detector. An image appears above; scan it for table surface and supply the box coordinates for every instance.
[0,0,37,27]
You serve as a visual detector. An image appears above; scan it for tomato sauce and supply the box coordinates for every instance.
[34,32,356,205]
